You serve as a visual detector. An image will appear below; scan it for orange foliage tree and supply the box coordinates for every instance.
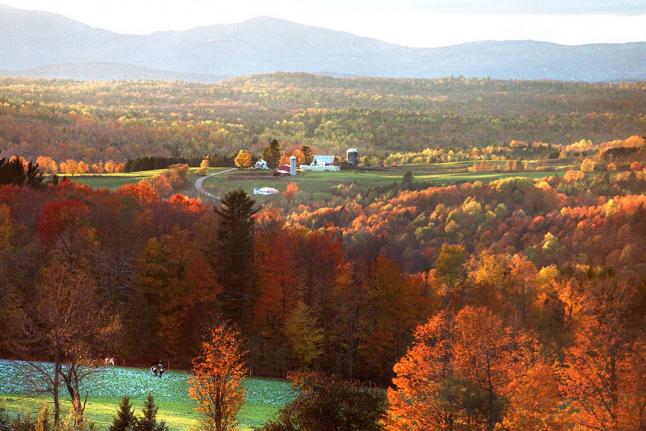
[560,281,645,431]
[385,311,458,431]
[188,324,247,431]
[283,182,299,204]
[387,307,562,431]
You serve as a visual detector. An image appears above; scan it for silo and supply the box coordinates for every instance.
[290,155,297,176]
[346,148,359,166]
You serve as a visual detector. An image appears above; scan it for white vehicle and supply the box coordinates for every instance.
[253,187,279,195]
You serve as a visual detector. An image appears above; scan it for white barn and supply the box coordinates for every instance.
[301,155,340,172]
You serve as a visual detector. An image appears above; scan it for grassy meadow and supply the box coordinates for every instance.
[61,168,230,191]
[58,161,568,202]
[201,162,564,201]
[0,360,294,431]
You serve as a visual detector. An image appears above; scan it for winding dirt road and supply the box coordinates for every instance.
[195,168,237,200]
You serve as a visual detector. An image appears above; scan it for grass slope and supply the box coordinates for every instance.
[60,163,566,201]
[61,168,228,191]
[203,163,562,201]
[0,360,294,431]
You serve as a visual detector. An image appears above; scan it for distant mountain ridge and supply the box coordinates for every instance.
[1,4,645,82]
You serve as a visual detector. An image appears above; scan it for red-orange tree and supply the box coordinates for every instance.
[188,324,247,431]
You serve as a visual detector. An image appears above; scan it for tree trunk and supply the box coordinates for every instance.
[53,342,61,425]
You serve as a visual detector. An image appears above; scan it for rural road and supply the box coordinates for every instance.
[195,168,237,200]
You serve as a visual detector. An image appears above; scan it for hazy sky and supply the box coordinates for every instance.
[3,0,646,47]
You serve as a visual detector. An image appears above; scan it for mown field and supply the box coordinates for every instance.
[60,162,569,202]
[59,167,229,192]
[0,360,295,431]
[202,162,565,201]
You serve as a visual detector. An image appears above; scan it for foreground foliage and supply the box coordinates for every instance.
[258,373,386,431]
[0,141,645,429]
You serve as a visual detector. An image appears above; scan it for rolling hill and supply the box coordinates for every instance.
[1,4,645,82]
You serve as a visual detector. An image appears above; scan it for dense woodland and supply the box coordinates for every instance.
[0,75,645,430]
[0,134,645,430]
[0,75,645,162]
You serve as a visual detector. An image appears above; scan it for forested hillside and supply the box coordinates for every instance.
[0,74,644,161]
[1,146,645,429]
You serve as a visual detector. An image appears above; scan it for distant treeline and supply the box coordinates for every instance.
[124,154,236,172]
[1,75,645,162]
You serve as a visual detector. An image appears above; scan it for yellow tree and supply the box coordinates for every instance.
[284,301,324,370]
[198,158,210,176]
[234,150,252,168]
[189,324,247,431]
[77,161,89,175]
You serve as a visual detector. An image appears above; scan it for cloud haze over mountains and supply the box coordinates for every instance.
[0,4,645,82]
[405,0,646,14]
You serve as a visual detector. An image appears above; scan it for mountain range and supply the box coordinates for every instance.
[1,3,645,82]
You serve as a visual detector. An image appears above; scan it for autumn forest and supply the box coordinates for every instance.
[0,73,645,431]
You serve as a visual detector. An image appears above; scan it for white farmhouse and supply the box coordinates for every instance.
[255,159,269,169]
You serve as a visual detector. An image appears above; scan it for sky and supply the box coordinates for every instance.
[2,0,646,47]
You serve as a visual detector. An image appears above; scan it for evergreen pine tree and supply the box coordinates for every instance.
[135,394,168,431]
[25,162,45,189]
[215,190,258,332]
[109,397,137,431]
[402,170,414,189]
[0,157,26,186]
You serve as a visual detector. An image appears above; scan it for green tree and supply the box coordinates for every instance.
[135,394,168,431]
[215,190,258,333]
[109,397,137,431]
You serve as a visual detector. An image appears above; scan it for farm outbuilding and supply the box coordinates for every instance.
[253,187,279,195]
[346,148,359,166]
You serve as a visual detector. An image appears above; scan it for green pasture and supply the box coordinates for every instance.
[58,161,568,201]
[61,168,228,191]
[0,360,294,431]
[202,163,563,201]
